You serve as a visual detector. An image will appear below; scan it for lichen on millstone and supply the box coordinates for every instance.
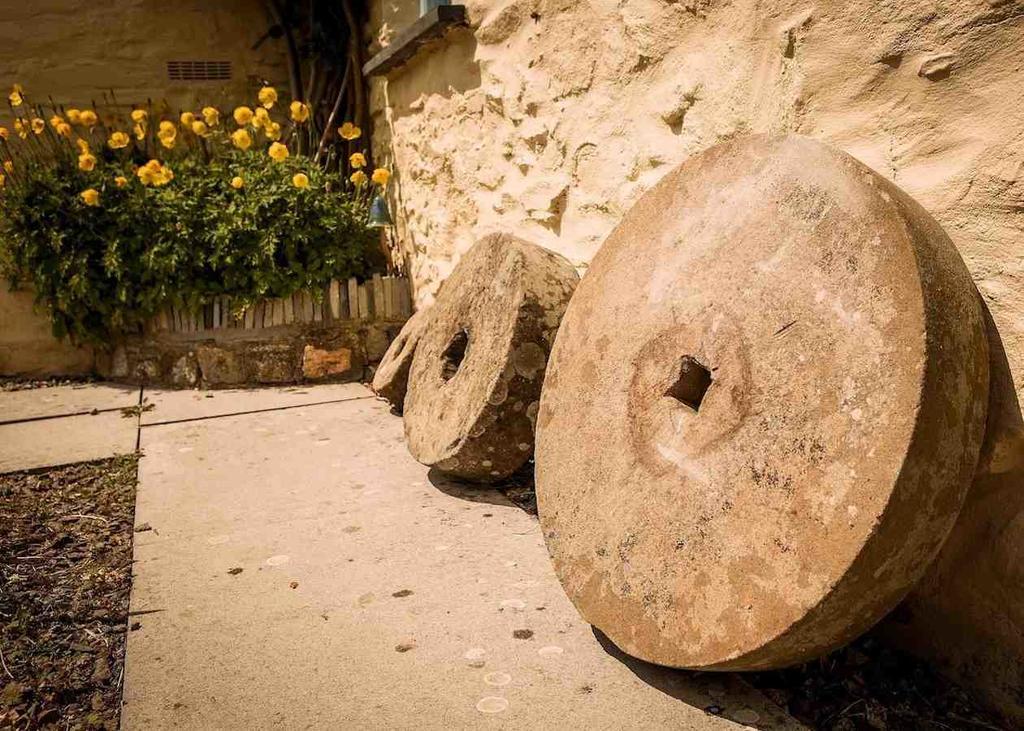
[535,134,990,671]
[403,233,579,482]
[371,307,431,409]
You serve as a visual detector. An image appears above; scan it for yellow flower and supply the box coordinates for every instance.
[233,106,253,126]
[231,128,252,150]
[230,176,244,189]
[180,111,196,127]
[49,115,64,129]
[9,84,23,107]
[264,121,281,141]
[0,173,5,187]
[292,172,310,189]
[76,138,90,153]
[108,131,130,149]
[79,110,98,127]
[114,175,128,188]
[66,109,81,124]
[0,127,8,140]
[4,161,13,173]
[56,122,72,137]
[133,123,146,140]
[137,159,173,186]
[78,153,97,171]
[338,122,361,140]
[253,107,270,129]
[14,119,27,139]
[202,106,220,126]
[371,168,391,186]
[267,141,288,162]
[157,120,177,148]
[349,152,367,169]
[137,162,157,185]
[191,120,210,137]
[350,170,368,186]
[30,118,45,135]
[289,101,310,123]
[130,109,148,123]
[257,86,278,109]
[80,188,100,206]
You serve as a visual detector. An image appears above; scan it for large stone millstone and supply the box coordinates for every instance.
[404,234,579,482]
[371,307,431,408]
[535,134,989,671]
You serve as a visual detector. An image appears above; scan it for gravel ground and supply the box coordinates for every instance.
[0,377,98,393]
[0,456,138,730]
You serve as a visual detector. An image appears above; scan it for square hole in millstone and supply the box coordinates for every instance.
[441,329,470,382]
[665,355,712,412]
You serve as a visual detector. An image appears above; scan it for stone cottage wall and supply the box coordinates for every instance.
[0,0,289,111]
[366,0,1024,722]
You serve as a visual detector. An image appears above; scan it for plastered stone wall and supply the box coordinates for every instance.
[0,289,93,377]
[368,0,1024,721]
[0,0,288,113]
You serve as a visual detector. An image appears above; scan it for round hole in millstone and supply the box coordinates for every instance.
[404,233,579,482]
[535,134,989,671]
[440,329,470,382]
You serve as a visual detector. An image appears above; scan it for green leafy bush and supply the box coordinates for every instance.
[0,85,388,344]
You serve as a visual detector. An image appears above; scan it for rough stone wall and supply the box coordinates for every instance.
[0,0,288,112]
[98,321,404,389]
[367,0,1024,721]
[0,289,93,377]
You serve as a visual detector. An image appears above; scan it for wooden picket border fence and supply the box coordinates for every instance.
[150,274,412,334]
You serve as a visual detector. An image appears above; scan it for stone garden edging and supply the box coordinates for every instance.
[97,275,411,388]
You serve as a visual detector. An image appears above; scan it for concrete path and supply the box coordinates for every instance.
[0,383,140,472]
[122,385,800,730]
[0,381,801,728]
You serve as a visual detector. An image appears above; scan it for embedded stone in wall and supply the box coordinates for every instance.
[170,353,199,388]
[196,345,244,386]
[535,135,989,671]
[371,307,431,408]
[403,233,579,482]
[302,344,353,380]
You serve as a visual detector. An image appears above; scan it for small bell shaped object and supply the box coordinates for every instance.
[369,194,393,228]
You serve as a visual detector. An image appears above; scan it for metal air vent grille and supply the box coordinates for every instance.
[167,60,232,81]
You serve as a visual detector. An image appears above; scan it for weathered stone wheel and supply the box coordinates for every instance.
[536,134,989,671]
[371,307,431,409]
[403,233,579,482]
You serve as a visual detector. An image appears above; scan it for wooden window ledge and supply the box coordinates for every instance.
[363,5,469,77]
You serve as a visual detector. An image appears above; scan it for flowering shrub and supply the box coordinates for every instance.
[0,84,393,344]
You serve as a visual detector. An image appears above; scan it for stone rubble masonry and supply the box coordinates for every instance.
[96,320,405,389]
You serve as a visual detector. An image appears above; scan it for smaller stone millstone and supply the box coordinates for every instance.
[371,307,431,408]
[403,234,579,482]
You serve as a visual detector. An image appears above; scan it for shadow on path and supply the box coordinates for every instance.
[427,467,516,508]
[593,628,794,730]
